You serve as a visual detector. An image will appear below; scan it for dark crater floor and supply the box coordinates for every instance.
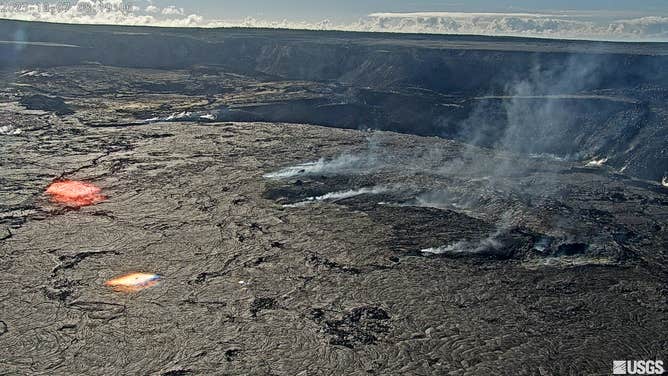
[1,114,666,374]
[0,22,667,375]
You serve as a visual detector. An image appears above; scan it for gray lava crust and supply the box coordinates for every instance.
[0,20,666,375]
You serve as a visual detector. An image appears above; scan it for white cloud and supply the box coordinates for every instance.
[361,12,668,41]
[161,6,183,16]
[0,0,201,27]
[0,2,666,41]
[145,5,159,14]
[609,16,668,38]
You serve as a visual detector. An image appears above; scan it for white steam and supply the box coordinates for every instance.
[421,235,502,256]
[585,157,608,167]
[414,189,480,212]
[313,186,388,201]
[283,186,388,208]
[263,155,370,179]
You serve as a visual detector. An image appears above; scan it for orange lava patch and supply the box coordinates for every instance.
[105,273,161,292]
[46,180,106,207]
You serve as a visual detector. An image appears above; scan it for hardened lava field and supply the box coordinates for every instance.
[0,20,667,375]
[1,117,666,374]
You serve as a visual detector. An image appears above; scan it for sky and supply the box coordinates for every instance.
[1,0,667,41]
[160,0,668,21]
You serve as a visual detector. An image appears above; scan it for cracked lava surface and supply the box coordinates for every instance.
[0,54,666,374]
[1,119,666,375]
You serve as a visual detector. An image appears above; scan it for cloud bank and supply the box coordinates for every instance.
[0,0,204,27]
[1,1,667,41]
[364,12,668,41]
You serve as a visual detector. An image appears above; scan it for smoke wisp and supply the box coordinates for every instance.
[283,186,389,207]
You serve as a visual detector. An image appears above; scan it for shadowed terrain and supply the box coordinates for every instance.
[0,20,667,375]
[2,19,668,181]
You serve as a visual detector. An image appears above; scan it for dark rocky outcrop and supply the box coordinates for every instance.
[19,94,73,115]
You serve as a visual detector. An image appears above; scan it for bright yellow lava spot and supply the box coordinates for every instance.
[105,272,161,292]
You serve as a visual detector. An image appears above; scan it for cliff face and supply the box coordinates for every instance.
[1,19,667,182]
[3,20,667,90]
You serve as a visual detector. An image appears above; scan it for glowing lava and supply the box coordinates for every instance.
[46,180,106,207]
[105,273,161,292]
